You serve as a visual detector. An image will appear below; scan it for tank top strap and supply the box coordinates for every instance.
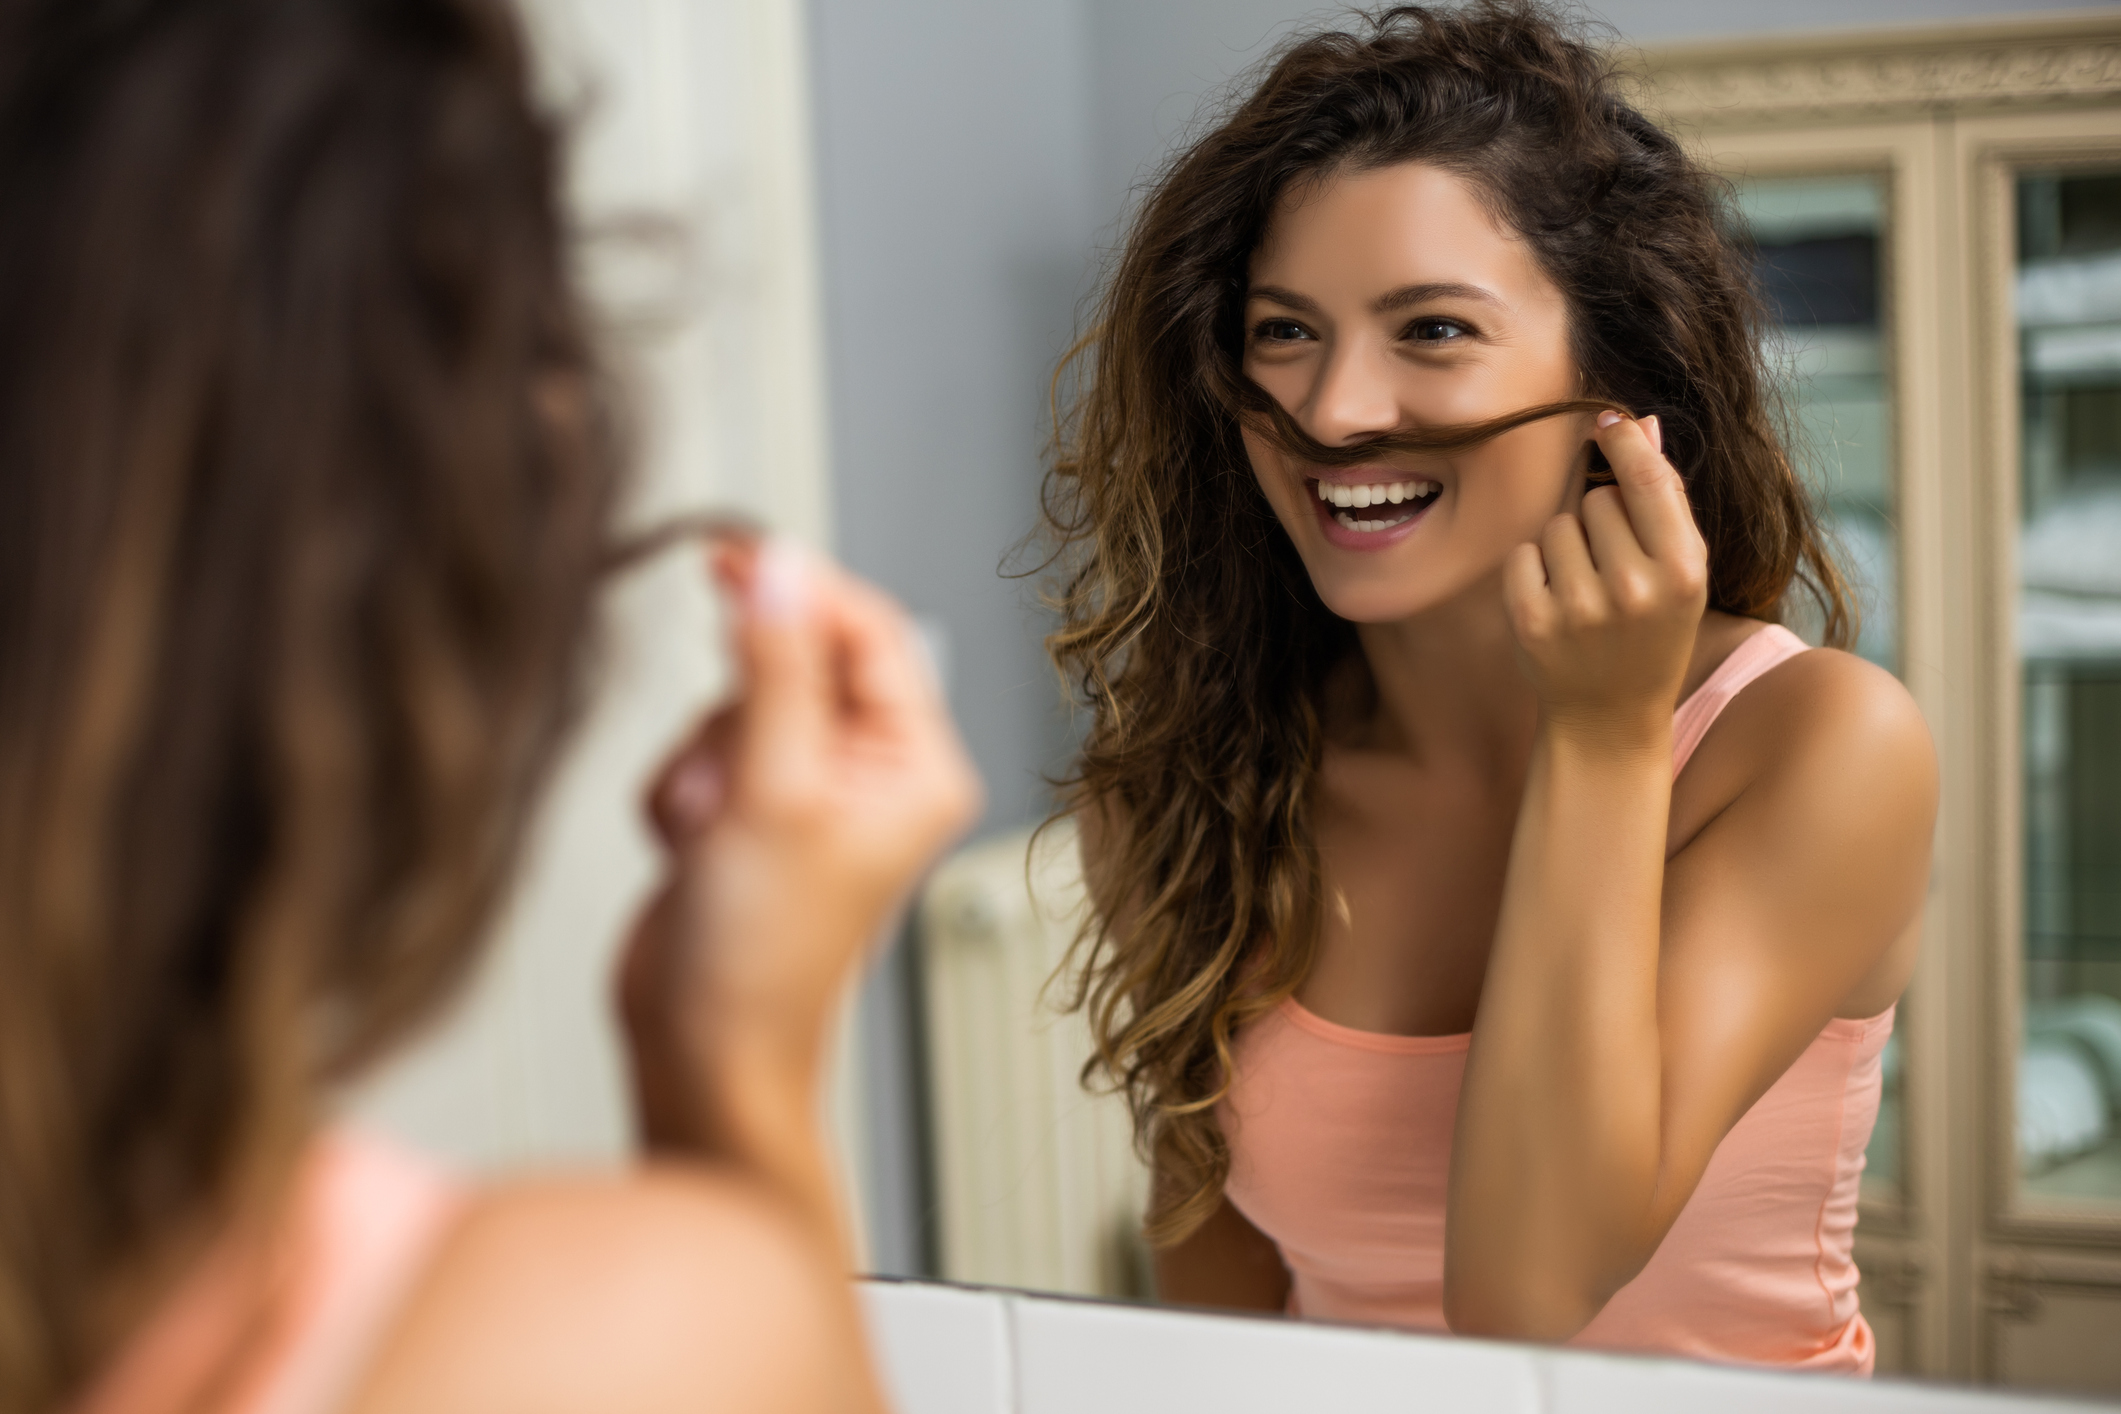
[75,1128,463,1414]
[1671,624,1811,778]
[243,1128,462,1414]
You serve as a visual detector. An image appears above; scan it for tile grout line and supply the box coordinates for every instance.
[1000,1292,1023,1414]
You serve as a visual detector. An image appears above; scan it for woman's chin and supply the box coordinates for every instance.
[1305,556,1503,626]
[1314,582,1446,625]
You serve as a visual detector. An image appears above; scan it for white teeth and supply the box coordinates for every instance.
[1332,509,1415,532]
[1314,478,1439,510]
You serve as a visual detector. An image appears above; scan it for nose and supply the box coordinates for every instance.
[1305,340,1401,448]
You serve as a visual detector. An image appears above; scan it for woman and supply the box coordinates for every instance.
[0,1,977,1411]
[1047,1,1935,1372]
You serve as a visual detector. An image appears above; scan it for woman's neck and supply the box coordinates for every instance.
[1345,574,1540,777]
[1342,592,1757,775]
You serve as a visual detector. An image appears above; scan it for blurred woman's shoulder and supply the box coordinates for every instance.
[345,1165,865,1414]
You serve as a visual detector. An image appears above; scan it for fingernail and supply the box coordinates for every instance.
[1597,410,1624,429]
[751,536,809,622]
[669,757,723,829]
[1643,414,1663,453]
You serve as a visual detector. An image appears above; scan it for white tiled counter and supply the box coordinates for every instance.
[860,1278,2110,1414]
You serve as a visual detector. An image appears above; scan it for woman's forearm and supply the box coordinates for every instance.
[633,1003,857,1269]
[1445,717,1671,1339]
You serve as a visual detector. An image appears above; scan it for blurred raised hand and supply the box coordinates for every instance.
[617,539,981,1245]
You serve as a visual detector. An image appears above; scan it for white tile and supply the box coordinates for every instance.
[861,1280,1014,1414]
[1543,1347,2093,1414]
[1012,1295,1540,1414]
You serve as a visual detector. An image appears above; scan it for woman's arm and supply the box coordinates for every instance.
[355,544,980,1414]
[1444,415,1935,1341]
[620,541,981,1251]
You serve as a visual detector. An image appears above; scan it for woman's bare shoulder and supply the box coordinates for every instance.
[1672,630,1934,853]
[344,1164,872,1414]
[1734,641,1930,770]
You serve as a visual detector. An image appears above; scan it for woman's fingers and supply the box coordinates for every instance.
[724,540,837,808]
[647,710,735,846]
[1502,541,1555,641]
[813,567,942,731]
[811,569,983,833]
[1592,412,1699,570]
[1578,486,1660,615]
[1538,512,1603,625]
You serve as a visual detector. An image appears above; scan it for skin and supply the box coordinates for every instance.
[342,546,982,1414]
[1149,162,1936,1340]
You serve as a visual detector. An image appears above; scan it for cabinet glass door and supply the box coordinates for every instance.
[1730,174,1903,1198]
[2018,169,2121,1206]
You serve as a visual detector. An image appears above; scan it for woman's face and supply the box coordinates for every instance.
[1241,161,1591,624]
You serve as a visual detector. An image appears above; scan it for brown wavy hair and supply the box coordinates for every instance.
[1041,1,1854,1246]
[0,0,617,1406]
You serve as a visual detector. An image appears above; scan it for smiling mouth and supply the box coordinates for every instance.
[1310,476,1441,532]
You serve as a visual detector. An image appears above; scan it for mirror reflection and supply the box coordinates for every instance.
[1020,4,1935,1375]
[904,8,2121,1403]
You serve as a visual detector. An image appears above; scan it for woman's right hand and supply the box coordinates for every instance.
[618,539,981,1174]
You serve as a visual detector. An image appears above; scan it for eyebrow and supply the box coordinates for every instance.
[1247,281,1509,315]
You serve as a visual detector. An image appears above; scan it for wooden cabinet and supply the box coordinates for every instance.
[1641,14,2121,1394]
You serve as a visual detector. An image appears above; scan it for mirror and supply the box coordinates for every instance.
[870,8,2121,1405]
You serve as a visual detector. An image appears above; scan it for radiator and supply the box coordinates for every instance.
[918,820,1152,1299]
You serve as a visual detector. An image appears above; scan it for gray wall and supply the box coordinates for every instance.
[807,0,1097,839]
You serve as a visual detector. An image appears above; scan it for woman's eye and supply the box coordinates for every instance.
[1253,319,1311,343]
[1407,318,1470,344]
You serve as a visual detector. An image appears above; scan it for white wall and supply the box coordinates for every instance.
[345,0,837,1177]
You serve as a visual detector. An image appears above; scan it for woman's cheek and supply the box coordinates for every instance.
[1239,430,1298,520]
[1397,372,1504,427]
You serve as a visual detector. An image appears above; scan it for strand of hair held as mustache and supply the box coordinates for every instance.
[600,509,766,577]
[1240,390,1637,485]
[597,396,1641,578]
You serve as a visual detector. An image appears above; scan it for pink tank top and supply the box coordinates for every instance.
[75,1128,461,1414]
[1220,624,1893,1374]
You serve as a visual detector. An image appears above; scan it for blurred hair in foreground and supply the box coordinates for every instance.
[0,0,617,1403]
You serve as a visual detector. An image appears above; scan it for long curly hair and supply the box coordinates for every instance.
[1041,1,1855,1247]
[0,1,617,1406]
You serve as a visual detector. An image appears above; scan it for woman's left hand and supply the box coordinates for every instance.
[1501,412,1709,744]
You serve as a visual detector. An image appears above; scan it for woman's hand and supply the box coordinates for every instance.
[1501,413,1708,745]
[1453,409,1932,1341]
[1451,412,1709,1337]
[617,540,981,1214]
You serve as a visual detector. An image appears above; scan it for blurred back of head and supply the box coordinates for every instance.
[0,0,617,1404]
